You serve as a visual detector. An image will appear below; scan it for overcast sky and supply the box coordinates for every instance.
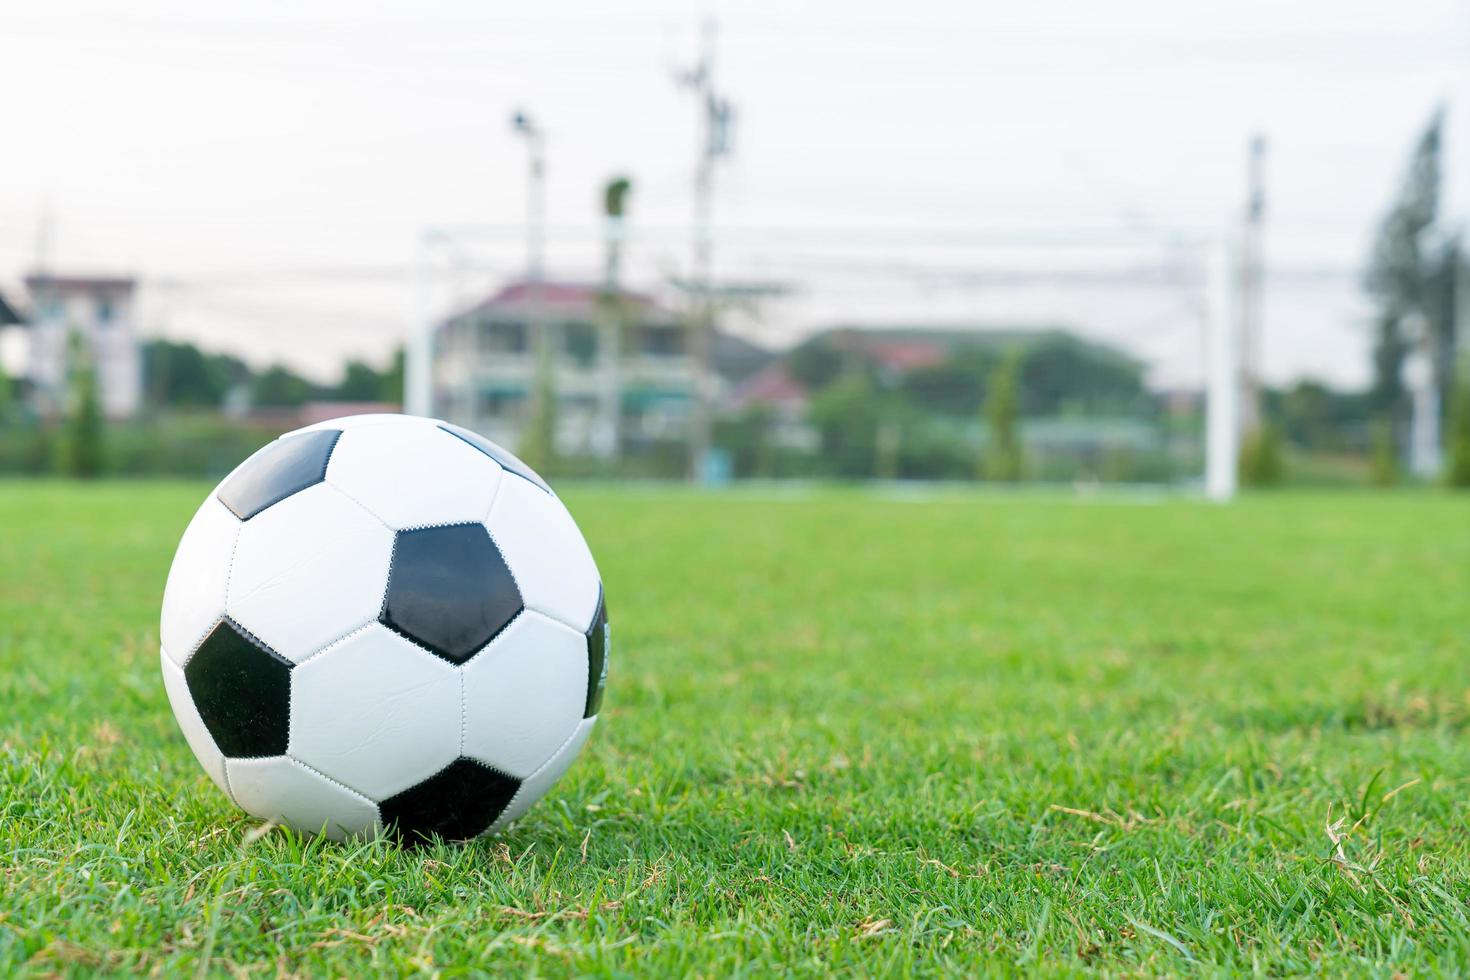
[1,0,1466,386]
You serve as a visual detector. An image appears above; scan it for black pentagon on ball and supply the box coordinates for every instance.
[380,523,523,664]
[184,620,292,758]
[217,428,342,520]
[438,422,551,493]
[584,588,609,718]
[379,757,521,843]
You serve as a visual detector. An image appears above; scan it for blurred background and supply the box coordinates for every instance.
[0,0,1465,491]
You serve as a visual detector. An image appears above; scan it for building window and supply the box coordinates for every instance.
[479,319,527,354]
[637,324,685,357]
[96,296,114,327]
[476,387,526,418]
[560,393,599,414]
[563,321,597,366]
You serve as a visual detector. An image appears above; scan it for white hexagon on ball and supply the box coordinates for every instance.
[485,475,602,632]
[226,482,394,664]
[326,420,504,530]
[289,624,461,801]
[159,496,239,666]
[462,611,588,779]
[226,755,381,841]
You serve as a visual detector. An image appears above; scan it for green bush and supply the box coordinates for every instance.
[61,345,105,479]
[1239,423,1285,487]
[982,352,1023,482]
[1369,418,1399,486]
[1447,363,1470,490]
[106,416,279,478]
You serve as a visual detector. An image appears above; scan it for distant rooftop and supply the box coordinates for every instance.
[814,324,1142,370]
[487,280,658,307]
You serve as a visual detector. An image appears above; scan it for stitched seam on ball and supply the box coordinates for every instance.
[485,784,531,837]
[286,755,377,809]
[396,518,487,533]
[220,757,239,807]
[291,619,380,670]
[182,513,243,670]
[317,428,344,481]
[221,615,293,668]
[481,525,524,598]
[525,598,596,636]
[487,715,584,835]
[380,623,450,662]
[323,477,395,534]
[486,718,592,839]
[479,459,508,525]
[535,718,592,781]
[378,532,398,621]
[458,667,467,756]
[388,630,466,680]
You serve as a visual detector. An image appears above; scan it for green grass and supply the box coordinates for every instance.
[2,482,1469,976]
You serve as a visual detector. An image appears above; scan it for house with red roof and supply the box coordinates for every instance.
[430,279,768,457]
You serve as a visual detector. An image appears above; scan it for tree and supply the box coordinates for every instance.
[1277,380,1370,453]
[332,360,391,402]
[1424,240,1464,429]
[714,405,776,478]
[787,336,846,392]
[902,349,995,416]
[1239,424,1285,486]
[62,332,104,478]
[382,347,405,405]
[982,350,1023,482]
[1363,109,1446,454]
[519,365,557,474]
[807,373,885,477]
[1016,333,1146,416]
[1369,420,1399,486]
[603,176,632,221]
[142,339,249,409]
[251,365,316,408]
[1447,357,1470,489]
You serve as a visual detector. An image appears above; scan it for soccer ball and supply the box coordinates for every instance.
[158,414,608,842]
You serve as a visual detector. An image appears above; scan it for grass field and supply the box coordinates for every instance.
[2,482,1469,975]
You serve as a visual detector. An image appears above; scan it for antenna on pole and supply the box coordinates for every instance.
[675,16,735,481]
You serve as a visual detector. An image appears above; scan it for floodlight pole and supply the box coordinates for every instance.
[1205,239,1240,502]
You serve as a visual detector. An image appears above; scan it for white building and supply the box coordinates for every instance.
[9,274,143,419]
[431,281,697,456]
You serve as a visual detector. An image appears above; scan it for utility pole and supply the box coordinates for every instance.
[1237,133,1267,438]
[511,109,555,468]
[676,17,735,481]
